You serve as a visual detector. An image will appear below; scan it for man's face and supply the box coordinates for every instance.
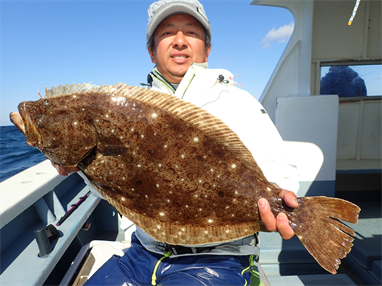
[148,14,211,84]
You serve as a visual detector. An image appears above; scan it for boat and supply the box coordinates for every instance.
[1,0,381,285]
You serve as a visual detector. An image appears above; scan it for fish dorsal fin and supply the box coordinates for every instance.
[44,82,129,98]
[45,82,91,97]
[44,83,262,174]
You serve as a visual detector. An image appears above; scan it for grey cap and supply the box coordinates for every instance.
[146,0,211,47]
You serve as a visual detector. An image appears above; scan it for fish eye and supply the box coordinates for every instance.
[36,118,43,127]
[43,99,49,106]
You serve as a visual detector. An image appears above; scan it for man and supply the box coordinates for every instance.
[53,1,299,285]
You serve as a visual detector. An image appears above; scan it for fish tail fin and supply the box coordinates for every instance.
[288,196,360,274]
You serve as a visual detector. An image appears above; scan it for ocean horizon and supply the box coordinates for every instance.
[0,125,46,182]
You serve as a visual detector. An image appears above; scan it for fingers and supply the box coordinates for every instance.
[258,189,298,240]
[51,161,68,176]
[29,141,80,176]
[279,189,298,208]
[50,161,79,176]
[258,198,276,232]
[276,212,294,239]
[65,166,80,172]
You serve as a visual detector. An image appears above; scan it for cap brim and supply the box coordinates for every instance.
[147,2,211,43]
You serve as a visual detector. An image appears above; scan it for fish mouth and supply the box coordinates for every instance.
[10,102,41,146]
[10,111,26,135]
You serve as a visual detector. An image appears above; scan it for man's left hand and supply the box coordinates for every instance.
[258,189,298,240]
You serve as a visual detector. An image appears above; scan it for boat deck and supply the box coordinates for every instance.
[0,164,381,286]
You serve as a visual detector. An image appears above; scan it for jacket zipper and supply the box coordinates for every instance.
[181,73,195,99]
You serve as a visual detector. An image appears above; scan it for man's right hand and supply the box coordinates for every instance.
[51,161,80,176]
[27,141,80,176]
[258,189,298,240]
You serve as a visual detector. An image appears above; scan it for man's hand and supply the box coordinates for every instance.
[51,161,80,176]
[27,141,80,176]
[258,189,298,240]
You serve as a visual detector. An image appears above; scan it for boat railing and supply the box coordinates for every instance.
[0,161,101,285]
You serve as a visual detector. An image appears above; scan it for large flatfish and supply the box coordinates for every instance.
[10,83,360,274]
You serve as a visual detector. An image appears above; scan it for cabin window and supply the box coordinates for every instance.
[320,64,382,97]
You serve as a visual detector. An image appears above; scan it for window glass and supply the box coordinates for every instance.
[320,64,382,97]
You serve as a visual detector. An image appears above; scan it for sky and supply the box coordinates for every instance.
[1,0,295,126]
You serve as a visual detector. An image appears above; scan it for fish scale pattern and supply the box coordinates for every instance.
[11,83,361,274]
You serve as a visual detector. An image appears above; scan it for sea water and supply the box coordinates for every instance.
[0,125,46,182]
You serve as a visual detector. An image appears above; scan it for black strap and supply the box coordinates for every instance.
[155,232,260,256]
[163,244,215,255]
[140,73,153,87]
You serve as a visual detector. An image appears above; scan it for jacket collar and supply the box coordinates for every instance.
[151,66,177,94]
[149,63,209,97]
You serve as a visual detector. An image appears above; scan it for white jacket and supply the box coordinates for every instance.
[149,63,299,191]
[133,63,299,257]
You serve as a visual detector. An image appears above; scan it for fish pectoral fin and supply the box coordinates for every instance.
[97,144,127,156]
[290,197,360,274]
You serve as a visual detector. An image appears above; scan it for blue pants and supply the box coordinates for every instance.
[85,233,263,286]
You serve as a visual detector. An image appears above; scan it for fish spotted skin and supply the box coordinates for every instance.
[10,83,360,274]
